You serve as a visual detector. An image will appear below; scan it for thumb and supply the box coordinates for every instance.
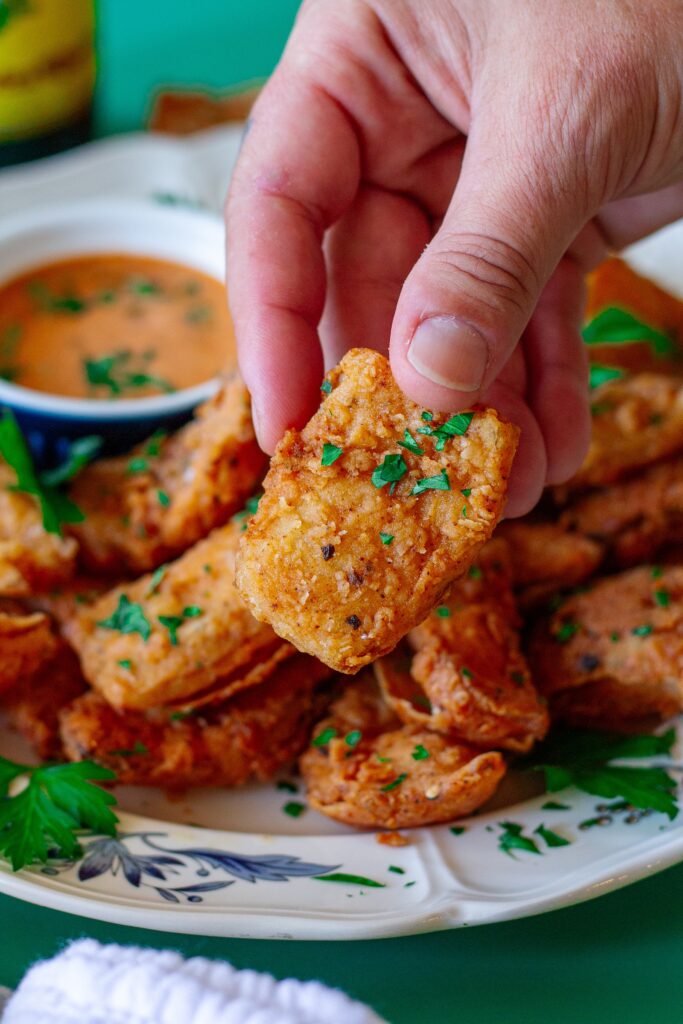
[390,118,589,410]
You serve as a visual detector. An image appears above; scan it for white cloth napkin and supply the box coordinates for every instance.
[2,939,387,1024]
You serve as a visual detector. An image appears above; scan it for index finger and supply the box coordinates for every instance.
[225,66,360,452]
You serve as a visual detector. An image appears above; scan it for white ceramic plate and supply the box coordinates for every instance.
[0,128,682,939]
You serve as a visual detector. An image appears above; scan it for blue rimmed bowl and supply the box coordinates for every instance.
[0,198,226,465]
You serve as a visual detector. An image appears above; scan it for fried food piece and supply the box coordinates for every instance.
[236,348,519,673]
[29,576,116,631]
[300,676,506,829]
[527,565,683,726]
[70,376,265,573]
[0,600,57,695]
[60,655,331,788]
[561,456,683,568]
[0,465,77,596]
[497,520,604,609]
[561,374,683,493]
[64,522,293,711]
[585,258,683,375]
[2,643,87,758]
[376,564,548,753]
[149,86,261,133]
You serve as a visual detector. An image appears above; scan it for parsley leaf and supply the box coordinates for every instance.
[84,351,174,397]
[534,824,570,848]
[40,435,103,488]
[497,821,541,857]
[321,443,343,466]
[282,801,306,818]
[0,757,118,871]
[397,429,424,456]
[97,595,152,641]
[345,730,362,748]
[589,364,626,389]
[312,727,337,747]
[380,772,408,792]
[421,412,475,450]
[372,454,408,489]
[411,469,450,495]
[320,379,332,394]
[314,872,385,888]
[379,531,394,545]
[412,744,430,760]
[582,307,676,356]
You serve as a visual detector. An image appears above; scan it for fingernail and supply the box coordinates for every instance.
[407,316,488,391]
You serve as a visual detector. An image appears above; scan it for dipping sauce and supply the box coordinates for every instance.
[0,254,236,398]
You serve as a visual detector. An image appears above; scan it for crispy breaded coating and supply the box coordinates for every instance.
[70,376,266,573]
[527,565,683,726]
[585,258,683,375]
[561,456,683,569]
[0,599,57,695]
[59,655,331,788]
[496,520,604,610]
[236,348,519,673]
[0,465,77,597]
[64,522,293,710]
[376,562,548,753]
[300,676,506,829]
[2,643,87,758]
[562,374,683,493]
[29,576,116,631]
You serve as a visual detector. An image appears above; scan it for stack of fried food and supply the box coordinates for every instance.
[1,258,682,834]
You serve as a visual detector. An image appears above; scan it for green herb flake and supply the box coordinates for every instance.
[145,429,167,458]
[397,429,424,457]
[461,667,473,680]
[29,281,86,314]
[379,532,394,545]
[0,756,118,871]
[388,865,405,874]
[582,307,676,356]
[158,615,185,646]
[411,744,430,761]
[108,741,149,758]
[534,824,571,848]
[498,821,542,857]
[651,565,663,579]
[40,435,103,488]
[129,278,159,296]
[610,631,620,643]
[411,469,450,495]
[312,727,337,748]
[426,411,475,450]
[380,772,408,792]
[282,801,306,818]
[554,621,579,644]
[320,379,332,395]
[372,453,408,490]
[147,564,168,596]
[450,826,466,836]
[321,443,343,467]
[157,489,171,507]
[117,659,133,671]
[314,872,385,888]
[421,411,433,422]
[468,565,482,579]
[461,505,468,517]
[460,488,472,497]
[127,457,149,475]
[632,624,654,637]
[435,606,451,618]
[97,595,151,641]
[345,730,362,748]
[541,801,571,811]
[653,588,670,608]
[84,351,174,398]
[588,364,626,389]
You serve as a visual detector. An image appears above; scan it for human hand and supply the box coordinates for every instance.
[225,0,683,515]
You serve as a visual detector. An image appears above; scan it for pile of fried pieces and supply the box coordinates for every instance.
[1,257,683,833]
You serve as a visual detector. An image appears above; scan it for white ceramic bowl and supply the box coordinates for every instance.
[0,197,225,461]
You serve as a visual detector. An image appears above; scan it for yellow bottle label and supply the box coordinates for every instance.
[0,0,95,141]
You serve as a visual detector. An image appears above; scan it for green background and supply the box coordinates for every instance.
[2,2,682,1019]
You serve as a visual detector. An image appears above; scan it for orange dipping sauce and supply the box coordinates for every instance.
[0,254,236,399]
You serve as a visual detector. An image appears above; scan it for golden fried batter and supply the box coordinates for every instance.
[70,376,265,573]
[300,676,506,829]
[60,655,331,788]
[29,576,116,631]
[376,563,548,753]
[0,465,77,597]
[562,374,683,492]
[2,642,86,758]
[562,456,683,568]
[527,565,683,726]
[64,521,293,710]
[0,599,57,695]
[236,348,519,673]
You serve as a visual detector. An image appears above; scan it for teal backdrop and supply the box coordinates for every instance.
[1,2,682,1020]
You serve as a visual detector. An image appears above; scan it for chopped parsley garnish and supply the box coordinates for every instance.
[541,800,571,811]
[183,605,203,618]
[157,489,170,507]
[632,624,653,637]
[588,364,625,389]
[468,564,482,579]
[380,772,408,792]
[497,821,541,857]
[411,469,450,495]
[534,824,570,848]
[345,730,362,748]
[0,756,118,870]
[282,801,306,818]
[145,430,167,457]
[460,488,471,497]
[158,607,202,645]
[654,589,670,608]
[40,435,103,488]
[411,744,430,761]
[435,606,451,618]
[97,595,152,641]
[147,563,168,596]
[117,659,133,671]
[651,565,663,579]
[312,727,337,747]
[397,430,424,456]
[314,872,385,888]
[83,351,174,397]
[388,865,405,874]
[582,306,676,356]
[610,631,620,643]
[461,667,473,679]
[530,727,678,819]
[423,411,475,450]
[320,379,332,394]
[371,453,408,489]
[29,281,86,314]
[461,505,468,517]
[450,826,466,836]
[0,411,93,535]
[321,443,343,466]
[108,741,149,758]
[129,277,159,296]
[421,411,433,422]
[127,456,149,475]
[379,532,394,545]
[554,621,579,643]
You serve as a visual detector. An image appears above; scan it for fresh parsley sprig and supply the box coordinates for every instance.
[530,728,679,820]
[0,757,118,871]
[0,411,101,535]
